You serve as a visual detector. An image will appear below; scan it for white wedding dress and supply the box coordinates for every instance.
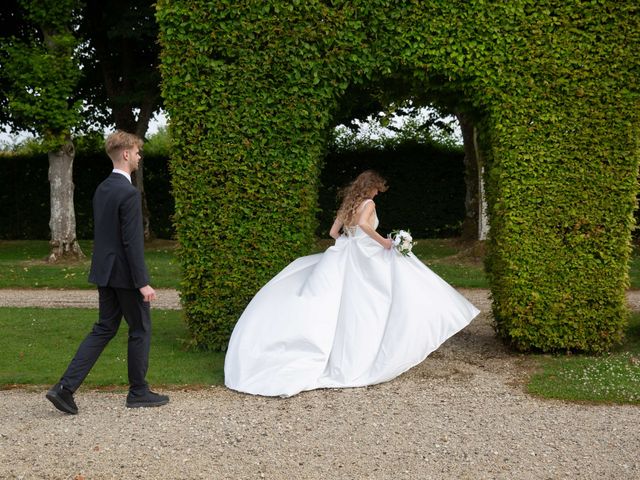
[224,203,480,397]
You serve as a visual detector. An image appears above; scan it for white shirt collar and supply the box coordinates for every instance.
[112,169,132,183]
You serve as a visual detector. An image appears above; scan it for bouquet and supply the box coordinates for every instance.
[389,229,415,256]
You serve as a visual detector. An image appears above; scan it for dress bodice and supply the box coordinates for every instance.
[344,200,379,237]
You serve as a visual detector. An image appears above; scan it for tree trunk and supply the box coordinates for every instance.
[133,97,156,240]
[47,137,84,262]
[474,127,490,241]
[457,112,480,240]
[457,112,489,241]
[131,158,153,241]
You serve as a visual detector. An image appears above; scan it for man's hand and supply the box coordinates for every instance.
[139,285,156,302]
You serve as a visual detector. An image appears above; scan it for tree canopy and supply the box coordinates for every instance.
[0,0,83,146]
[78,0,162,137]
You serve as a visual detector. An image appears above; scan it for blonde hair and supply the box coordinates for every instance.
[336,170,388,226]
[105,130,143,161]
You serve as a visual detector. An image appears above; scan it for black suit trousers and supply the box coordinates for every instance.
[60,287,151,395]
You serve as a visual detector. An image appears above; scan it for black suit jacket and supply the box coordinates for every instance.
[88,172,150,289]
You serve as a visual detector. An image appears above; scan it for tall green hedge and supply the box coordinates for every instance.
[157,0,639,352]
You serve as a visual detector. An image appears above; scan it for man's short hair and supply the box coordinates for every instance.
[105,130,143,160]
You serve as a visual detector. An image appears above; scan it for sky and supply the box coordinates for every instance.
[1,107,462,149]
[336,108,463,145]
[0,110,168,149]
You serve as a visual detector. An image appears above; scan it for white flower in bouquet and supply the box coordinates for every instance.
[389,229,415,256]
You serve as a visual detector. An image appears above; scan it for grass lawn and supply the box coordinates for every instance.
[527,313,640,404]
[5,239,640,291]
[0,240,181,289]
[628,252,640,290]
[0,238,488,289]
[0,308,224,387]
[408,238,487,288]
[3,305,637,404]
[3,239,639,402]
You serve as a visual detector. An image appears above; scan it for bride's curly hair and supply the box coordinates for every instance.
[336,170,388,226]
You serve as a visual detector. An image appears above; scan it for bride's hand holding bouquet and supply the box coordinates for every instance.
[389,229,415,256]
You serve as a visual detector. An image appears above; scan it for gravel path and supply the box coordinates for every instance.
[1,289,639,479]
[0,288,181,309]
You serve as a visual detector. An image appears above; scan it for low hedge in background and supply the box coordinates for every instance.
[0,151,174,240]
[0,140,465,241]
[319,141,465,238]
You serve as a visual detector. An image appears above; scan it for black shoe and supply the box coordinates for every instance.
[126,390,169,409]
[46,383,78,415]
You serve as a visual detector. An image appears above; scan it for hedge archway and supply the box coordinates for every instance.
[157,1,639,352]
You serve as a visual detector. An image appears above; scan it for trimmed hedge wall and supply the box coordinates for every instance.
[157,0,639,352]
[319,141,465,238]
[0,152,174,240]
[0,142,463,240]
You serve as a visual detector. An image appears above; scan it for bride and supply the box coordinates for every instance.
[224,170,480,397]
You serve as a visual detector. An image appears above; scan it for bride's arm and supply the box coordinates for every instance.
[329,218,343,239]
[357,202,393,249]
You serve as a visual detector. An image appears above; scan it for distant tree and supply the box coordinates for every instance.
[331,104,461,151]
[456,111,486,240]
[0,0,84,261]
[142,125,171,157]
[0,1,22,124]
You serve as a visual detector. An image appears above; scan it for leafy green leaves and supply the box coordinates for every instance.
[157,0,640,352]
[0,0,83,149]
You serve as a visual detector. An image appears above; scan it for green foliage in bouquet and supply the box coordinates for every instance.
[156,0,639,352]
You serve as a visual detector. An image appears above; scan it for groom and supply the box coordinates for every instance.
[46,130,169,414]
